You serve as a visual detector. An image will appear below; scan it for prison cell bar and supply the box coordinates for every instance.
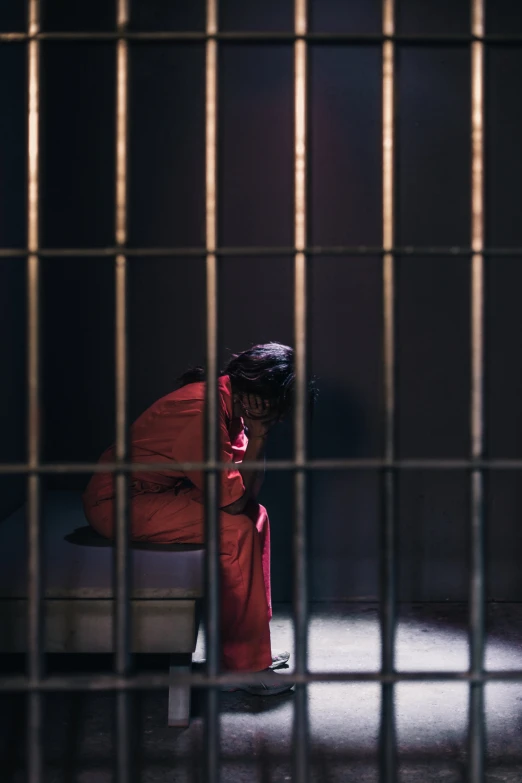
[380,0,398,779]
[114,0,132,781]
[469,0,486,779]
[3,31,522,43]
[293,0,309,780]
[26,1,42,782]
[204,0,220,780]
[3,245,522,258]
[2,668,522,693]
[4,458,522,475]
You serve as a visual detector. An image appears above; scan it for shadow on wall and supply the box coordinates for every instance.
[266,381,376,603]
[0,259,26,522]
[310,382,380,602]
[310,381,369,461]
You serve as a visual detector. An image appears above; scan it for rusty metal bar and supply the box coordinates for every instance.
[204,0,220,780]
[114,1,131,781]
[293,0,309,780]
[469,0,486,780]
[26,2,42,782]
[379,0,397,780]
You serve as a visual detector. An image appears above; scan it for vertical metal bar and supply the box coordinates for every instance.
[469,0,486,780]
[27,2,42,782]
[115,2,131,782]
[205,1,220,781]
[293,1,309,781]
[380,0,397,781]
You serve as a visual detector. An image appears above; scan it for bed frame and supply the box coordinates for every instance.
[0,491,204,727]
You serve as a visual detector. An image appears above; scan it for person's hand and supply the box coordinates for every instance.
[239,394,276,438]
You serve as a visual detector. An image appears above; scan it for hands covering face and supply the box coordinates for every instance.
[238,394,279,437]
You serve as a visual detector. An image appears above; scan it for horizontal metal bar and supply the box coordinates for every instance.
[2,31,522,44]
[2,246,522,259]
[2,669,522,693]
[2,458,522,474]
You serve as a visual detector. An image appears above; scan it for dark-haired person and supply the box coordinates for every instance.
[83,343,316,696]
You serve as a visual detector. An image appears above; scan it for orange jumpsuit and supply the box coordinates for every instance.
[82,375,272,672]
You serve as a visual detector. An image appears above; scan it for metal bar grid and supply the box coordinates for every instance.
[1,1,517,782]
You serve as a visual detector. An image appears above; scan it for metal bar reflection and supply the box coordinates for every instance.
[204,1,220,780]
[293,0,309,780]
[114,2,131,781]
[469,0,486,780]
[26,2,42,781]
[380,0,397,780]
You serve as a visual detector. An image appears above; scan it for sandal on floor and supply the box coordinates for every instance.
[270,650,290,670]
[223,668,295,696]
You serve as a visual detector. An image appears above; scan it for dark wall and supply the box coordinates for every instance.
[0,42,26,520]
[2,0,522,602]
[0,256,26,521]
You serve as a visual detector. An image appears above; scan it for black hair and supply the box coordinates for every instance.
[176,366,206,387]
[177,342,318,418]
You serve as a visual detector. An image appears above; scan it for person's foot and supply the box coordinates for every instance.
[270,651,290,670]
[228,668,295,696]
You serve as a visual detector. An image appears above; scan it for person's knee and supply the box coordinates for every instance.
[218,510,255,559]
[219,508,252,532]
[257,503,267,520]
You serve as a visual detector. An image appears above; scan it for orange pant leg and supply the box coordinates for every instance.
[84,488,272,672]
[250,500,272,620]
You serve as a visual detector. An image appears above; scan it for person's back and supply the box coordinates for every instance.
[83,376,241,509]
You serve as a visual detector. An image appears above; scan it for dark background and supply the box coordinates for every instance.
[1,0,522,603]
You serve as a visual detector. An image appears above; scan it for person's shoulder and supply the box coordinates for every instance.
[168,375,230,401]
[162,382,206,405]
[148,376,230,413]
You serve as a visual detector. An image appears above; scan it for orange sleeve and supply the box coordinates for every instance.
[170,399,246,508]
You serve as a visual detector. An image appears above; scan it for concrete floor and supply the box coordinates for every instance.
[2,602,522,782]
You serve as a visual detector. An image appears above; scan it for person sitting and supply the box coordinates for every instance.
[83,342,317,696]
